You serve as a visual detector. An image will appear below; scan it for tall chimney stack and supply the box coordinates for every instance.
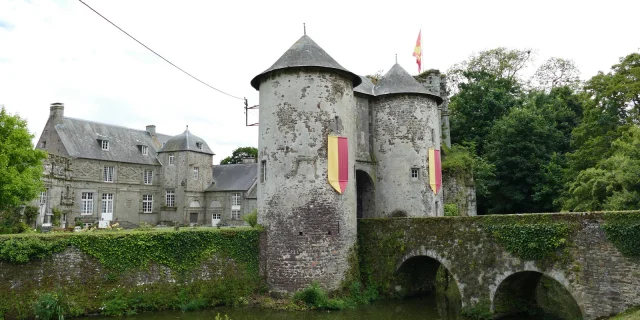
[146,125,156,136]
[49,102,64,125]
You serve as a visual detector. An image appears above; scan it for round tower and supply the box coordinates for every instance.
[372,64,444,217]
[251,35,361,292]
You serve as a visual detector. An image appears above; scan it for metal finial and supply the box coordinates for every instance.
[395,53,397,64]
[303,23,306,35]
[186,125,189,130]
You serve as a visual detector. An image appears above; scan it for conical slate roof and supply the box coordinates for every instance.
[353,75,375,96]
[250,35,361,90]
[158,128,214,155]
[374,64,444,104]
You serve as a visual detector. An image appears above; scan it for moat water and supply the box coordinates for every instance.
[83,295,552,320]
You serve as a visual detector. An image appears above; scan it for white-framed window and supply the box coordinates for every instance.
[102,193,114,214]
[196,142,202,150]
[411,168,419,179]
[101,140,109,151]
[232,193,241,206]
[193,167,199,180]
[143,169,153,185]
[169,154,175,165]
[103,166,115,182]
[141,145,148,155]
[231,210,240,220]
[260,160,267,183]
[142,195,153,213]
[212,213,221,220]
[81,192,93,215]
[166,190,175,207]
[39,189,47,205]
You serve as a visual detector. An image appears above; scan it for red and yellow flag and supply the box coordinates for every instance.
[412,29,422,73]
[328,136,348,194]
[429,148,441,194]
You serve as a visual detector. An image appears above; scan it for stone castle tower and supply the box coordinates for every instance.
[252,35,458,292]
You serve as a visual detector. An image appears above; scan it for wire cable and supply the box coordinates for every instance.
[78,0,244,100]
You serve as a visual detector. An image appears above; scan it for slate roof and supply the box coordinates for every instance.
[353,75,375,96]
[374,64,444,104]
[250,35,361,90]
[54,117,172,165]
[158,128,214,155]
[206,163,258,192]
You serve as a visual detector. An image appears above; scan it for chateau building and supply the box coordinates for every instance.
[32,103,257,229]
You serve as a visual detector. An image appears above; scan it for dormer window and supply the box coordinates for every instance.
[196,142,203,150]
[141,145,148,155]
[101,140,109,151]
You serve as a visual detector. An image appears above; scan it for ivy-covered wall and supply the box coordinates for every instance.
[0,228,261,319]
[358,211,640,320]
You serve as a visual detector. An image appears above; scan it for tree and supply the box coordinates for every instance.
[564,126,640,211]
[220,146,258,165]
[532,57,581,91]
[449,70,522,155]
[484,108,562,214]
[0,107,47,211]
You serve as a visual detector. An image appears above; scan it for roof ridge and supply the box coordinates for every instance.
[63,116,173,137]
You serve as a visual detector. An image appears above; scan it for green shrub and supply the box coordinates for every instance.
[243,209,258,228]
[34,293,64,320]
[444,204,460,217]
[293,282,329,308]
[135,221,154,232]
[0,237,68,263]
[461,300,492,320]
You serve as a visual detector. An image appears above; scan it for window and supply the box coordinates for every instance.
[102,193,114,214]
[435,201,439,216]
[143,169,153,185]
[232,193,241,206]
[142,195,153,213]
[193,167,199,180]
[196,142,202,150]
[169,154,175,165]
[411,168,419,179]
[103,166,115,182]
[141,145,148,155]
[39,190,47,205]
[101,140,109,151]
[43,212,52,226]
[81,192,93,215]
[231,210,240,220]
[190,213,198,224]
[431,128,435,144]
[41,141,46,148]
[212,213,221,220]
[166,190,175,207]
[260,160,267,183]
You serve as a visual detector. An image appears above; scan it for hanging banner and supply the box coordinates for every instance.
[429,148,442,194]
[328,136,348,194]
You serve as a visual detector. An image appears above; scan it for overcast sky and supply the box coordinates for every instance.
[1,0,638,164]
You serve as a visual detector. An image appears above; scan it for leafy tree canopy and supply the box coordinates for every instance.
[0,107,47,212]
[219,146,258,165]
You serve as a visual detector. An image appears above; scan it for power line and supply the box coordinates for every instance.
[78,0,244,100]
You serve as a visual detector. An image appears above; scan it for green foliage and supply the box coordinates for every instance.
[444,204,459,217]
[461,299,492,320]
[135,221,154,231]
[220,147,257,165]
[243,209,258,227]
[292,280,376,311]
[51,208,62,226]
[0,207,29,234]
[0,107,48,212]
[0,236,69,263]
[34,293,64,320]
[485,107,563,214]
[482,217,572,261]
[564,126,640,211]
[293,282,330,308]
[23,205,39,228]
[602,212,640,257]
[442,143,494,198]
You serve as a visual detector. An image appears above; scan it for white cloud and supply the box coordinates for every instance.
[1,0,639,163]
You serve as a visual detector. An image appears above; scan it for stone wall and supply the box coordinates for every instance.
[256,68,357,292]
[371,94,443,217]
[358,213,640,320]
[442,173,477,217]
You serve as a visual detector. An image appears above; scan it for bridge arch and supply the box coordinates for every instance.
[394,248,463,317]
[491,269,583,319]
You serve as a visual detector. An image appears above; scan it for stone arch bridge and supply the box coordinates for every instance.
[357,212,640,320]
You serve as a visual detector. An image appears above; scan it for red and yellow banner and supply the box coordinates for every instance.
[429,148,441,194]
[412,29,422,73]
[328,136,348,194]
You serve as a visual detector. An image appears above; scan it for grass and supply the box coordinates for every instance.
[0,226,253,238]
[609,307,640,320]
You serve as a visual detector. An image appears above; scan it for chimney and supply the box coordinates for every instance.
[146,125,156,136]
[49,102,64,124]
[242,157,257,164]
